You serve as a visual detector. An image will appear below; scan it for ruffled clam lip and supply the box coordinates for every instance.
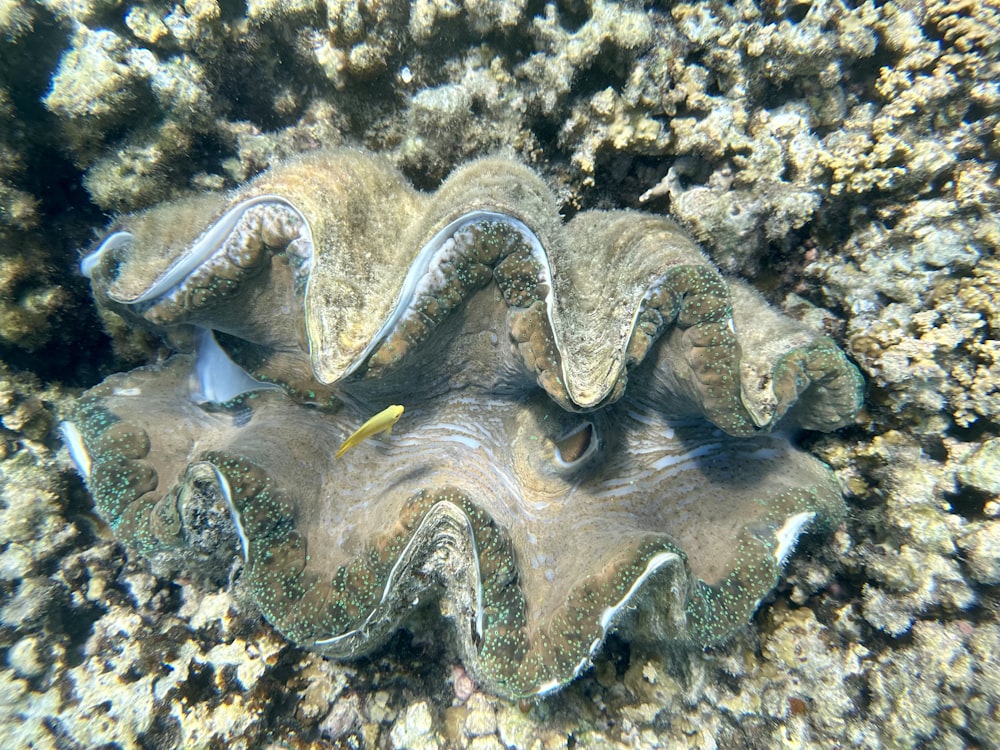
[59,420,91,478]
[80,230,131,281]
[81,151,863,430]
[311,209,559,384]
[84,195,309,307]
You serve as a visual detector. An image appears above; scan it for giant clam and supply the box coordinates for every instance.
[63,149,862,698]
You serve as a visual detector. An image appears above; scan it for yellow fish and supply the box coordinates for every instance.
[335,404,404,459]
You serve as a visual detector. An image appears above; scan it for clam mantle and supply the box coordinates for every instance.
[63,149,863,699]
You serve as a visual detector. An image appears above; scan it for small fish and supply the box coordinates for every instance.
[335,404,404,459]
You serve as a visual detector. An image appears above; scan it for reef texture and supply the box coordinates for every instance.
[64,150,861,699]
[1,0,998,746]
[0,76,69,353]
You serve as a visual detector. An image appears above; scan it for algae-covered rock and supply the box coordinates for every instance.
[957,438,1000,496]
[45,27,145,149]
[959,521,1000,585]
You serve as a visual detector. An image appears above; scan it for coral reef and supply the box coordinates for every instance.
[0,4,103,359]
[0,0,996,745]
[0,73,67,353]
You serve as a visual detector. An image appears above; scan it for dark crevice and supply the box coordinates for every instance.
[137,715,182,750]
[59,601,108,669]
[211,34,308,130]
[946,419,996,444]
[0,291,116,389]
[218,0,248,19]
[919,432,949,463]
[569,42,634,100]
[555,0,592,32]
[529,114,562,152]
[945,487,993,521]
[787,3,812,24]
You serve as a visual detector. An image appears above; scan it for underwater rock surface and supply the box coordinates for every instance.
[64,150,861,698]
